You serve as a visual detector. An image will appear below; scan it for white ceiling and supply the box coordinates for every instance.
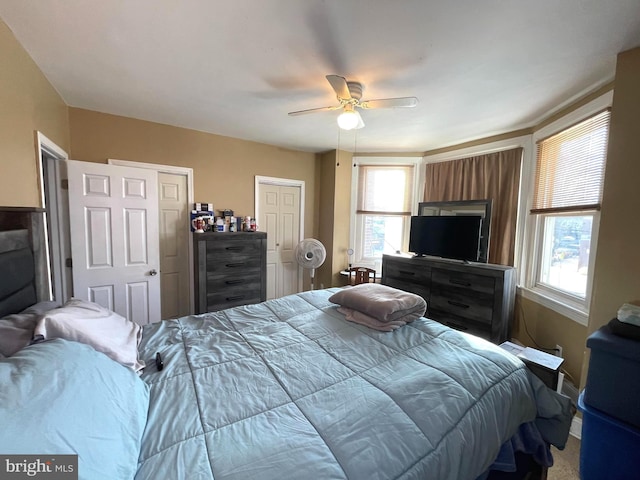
[2,1,640,153]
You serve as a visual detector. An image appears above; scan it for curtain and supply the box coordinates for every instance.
[423,147,522,266]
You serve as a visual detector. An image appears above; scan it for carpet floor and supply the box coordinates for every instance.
[548,434,580,480]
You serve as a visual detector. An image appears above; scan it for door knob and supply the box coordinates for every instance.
[149,269,158,276]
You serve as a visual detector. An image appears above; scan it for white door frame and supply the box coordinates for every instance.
[36,131,70,303]
[108,159,195,314]
[255,176,305,292]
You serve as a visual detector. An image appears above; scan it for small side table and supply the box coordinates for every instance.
[500,341,564,391]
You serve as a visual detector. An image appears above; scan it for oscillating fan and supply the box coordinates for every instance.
[294,238,327,290]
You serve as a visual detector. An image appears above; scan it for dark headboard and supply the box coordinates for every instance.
[0,207,50,316]
[0,229,37,317]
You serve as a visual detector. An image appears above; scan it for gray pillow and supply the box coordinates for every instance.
[0,301,59,356]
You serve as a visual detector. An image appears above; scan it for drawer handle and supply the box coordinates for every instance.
[226,295,245,301]
[399,270,416,276]
[449,278,471,287]
[447,300,470,309]
[225,262,245,268]
[225,279,244,285]
[446,321,468,331]
[225,246,244,251]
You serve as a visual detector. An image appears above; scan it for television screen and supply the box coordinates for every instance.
[409,215,482,262]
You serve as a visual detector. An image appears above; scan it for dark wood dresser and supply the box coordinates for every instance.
[194,232,267,313]
[381,254,516,343]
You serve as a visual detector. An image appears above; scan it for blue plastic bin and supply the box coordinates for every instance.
[585,324,640,428]
[578,391,640,480]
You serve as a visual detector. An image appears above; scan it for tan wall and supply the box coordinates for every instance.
[316,149,353,289]
[332,151,353,286]
[316,150,337,290]
[0,19,70,207]
[580,47,640,387]
[512,296,587,385]
[68,108,316,237]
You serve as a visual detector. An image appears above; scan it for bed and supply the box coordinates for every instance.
[0,227,572,480]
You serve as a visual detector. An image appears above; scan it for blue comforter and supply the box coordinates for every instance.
[135,289,567,480]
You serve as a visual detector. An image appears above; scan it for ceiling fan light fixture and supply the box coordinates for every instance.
[288,75,414,131]
[337,107,360,130]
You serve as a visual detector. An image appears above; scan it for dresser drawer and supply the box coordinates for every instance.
[430,268,495,324]
[431,268,496,296]
[429,292,494,324]
[206,237,263,256]
[382,260,431,284]
[206,291,263,312]
[207,253,262,277]
[429,309,492,340]
[206,274,263,311]
[382,277,430,302]
[206,270,263,289]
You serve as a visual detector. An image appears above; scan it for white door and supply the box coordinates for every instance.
[158,172,190,319]
[67,160,161,325]
[259,183,301,299]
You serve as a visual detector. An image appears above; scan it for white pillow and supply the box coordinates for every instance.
[33,298,145,372]
[0,301,60,357]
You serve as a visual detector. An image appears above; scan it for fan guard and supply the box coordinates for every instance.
[294,238,327,290]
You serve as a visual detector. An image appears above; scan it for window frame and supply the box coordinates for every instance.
[350,156,423,271]
[353,213,409,264]
[520,91,612,326]
[528,209,601,316]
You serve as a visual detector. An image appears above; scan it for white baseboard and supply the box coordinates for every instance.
[570,415,582,439]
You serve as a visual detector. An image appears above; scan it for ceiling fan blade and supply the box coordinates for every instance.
[288,105,339,116]
[359,97,419,109]
[326,74,352,101]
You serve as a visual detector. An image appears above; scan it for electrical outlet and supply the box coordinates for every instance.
[555,344,563,358]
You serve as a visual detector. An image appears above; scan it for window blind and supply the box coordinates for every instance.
[357,165,414,215]
[531,109,610,214]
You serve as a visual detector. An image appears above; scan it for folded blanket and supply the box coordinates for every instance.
[329,283,426,323]
[337,307,407,332]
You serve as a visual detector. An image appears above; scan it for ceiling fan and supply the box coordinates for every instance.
[288,75,418,130]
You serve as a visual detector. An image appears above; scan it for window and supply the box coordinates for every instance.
[529,109,610,314]
[353,164,415,268]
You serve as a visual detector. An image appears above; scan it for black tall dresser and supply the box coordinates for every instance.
[194,232,267,313]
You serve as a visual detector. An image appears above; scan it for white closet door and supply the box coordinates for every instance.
[259,183,301,299]
[158,172,190,319]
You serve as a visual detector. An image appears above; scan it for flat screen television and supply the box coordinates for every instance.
[408,215,482,262]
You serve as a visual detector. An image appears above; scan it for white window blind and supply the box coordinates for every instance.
[531,109,610,214]
[357,165,414,215]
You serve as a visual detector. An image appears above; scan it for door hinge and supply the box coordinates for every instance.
[61,179,69,190]
[65,258,72,268]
